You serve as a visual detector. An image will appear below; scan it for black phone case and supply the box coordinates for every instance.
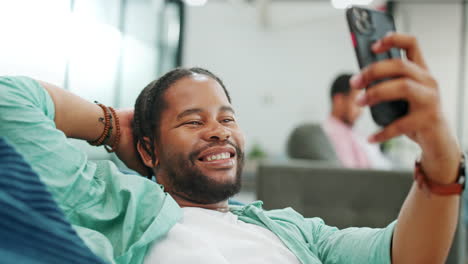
[346,7,408,127]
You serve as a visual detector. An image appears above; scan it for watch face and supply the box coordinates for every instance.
[459,153,466,187]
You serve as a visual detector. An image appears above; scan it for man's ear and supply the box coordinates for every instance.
[136,137,159,168]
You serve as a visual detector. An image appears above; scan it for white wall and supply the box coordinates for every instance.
[185,1,364,157]
[0,0,165,160]
[184,1,464,160]
[0,0,70,84]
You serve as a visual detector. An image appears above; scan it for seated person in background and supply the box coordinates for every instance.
[323,73,392,169]
[0,33,463,264]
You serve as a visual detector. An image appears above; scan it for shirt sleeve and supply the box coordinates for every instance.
[0,76,182,263]
[0,76,98,211]
[313,218,396,264]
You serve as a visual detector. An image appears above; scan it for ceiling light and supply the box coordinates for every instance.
[184,0,208,6]
[331,0,373,9]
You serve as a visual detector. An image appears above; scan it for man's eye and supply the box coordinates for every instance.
[185,121,203,126]
[222,119,235,123]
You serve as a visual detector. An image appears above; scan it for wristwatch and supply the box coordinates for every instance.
[414,153,466,195]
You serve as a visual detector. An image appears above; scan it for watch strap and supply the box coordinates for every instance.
[414,154,465,196]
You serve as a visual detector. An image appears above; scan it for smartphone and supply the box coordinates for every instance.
[346,6,408,127]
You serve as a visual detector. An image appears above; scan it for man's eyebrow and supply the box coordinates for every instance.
[220,106,235,114]
[176,106,235,121]
[176,108,203,121]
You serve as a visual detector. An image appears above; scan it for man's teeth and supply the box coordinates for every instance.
[206,152,230,161]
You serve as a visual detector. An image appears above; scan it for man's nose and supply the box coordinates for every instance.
[203,122,231,142]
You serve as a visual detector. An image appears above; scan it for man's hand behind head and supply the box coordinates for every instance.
[115,108,151,177]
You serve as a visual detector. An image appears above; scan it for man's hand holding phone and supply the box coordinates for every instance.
[350,32,460,186]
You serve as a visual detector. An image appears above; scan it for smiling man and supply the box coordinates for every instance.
[0,33,463,264]
[132,68,245,209]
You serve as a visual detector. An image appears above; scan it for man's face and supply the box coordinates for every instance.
[155,74,245,204]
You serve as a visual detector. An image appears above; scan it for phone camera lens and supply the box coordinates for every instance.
[361,10,369,20]
[352,8,362,19]
[354,9,372,34]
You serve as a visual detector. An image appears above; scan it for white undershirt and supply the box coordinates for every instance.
[144,207,301,264]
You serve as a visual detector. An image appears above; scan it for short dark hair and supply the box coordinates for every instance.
[132,67,231,176]
[330,74,353,99]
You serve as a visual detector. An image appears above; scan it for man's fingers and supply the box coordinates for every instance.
[372,33,428,70]
[358,78,436,107]
[369,114,421,143]
[350,59,436,90]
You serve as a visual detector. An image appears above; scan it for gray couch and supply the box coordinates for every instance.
[256,159,466,264]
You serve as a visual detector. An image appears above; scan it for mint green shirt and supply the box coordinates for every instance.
[0,76,395,264]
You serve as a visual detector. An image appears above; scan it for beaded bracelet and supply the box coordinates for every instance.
[104,106,121,153]
[88,102,121,153]
[88,102,112,146]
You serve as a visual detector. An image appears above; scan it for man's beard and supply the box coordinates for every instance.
[158,141,244,204]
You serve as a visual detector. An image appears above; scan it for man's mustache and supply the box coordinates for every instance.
[189,140,244,165]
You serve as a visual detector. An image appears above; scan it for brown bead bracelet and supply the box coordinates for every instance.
[88,102,112,146]
[104,106,120,153]
[88,102,121,153]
